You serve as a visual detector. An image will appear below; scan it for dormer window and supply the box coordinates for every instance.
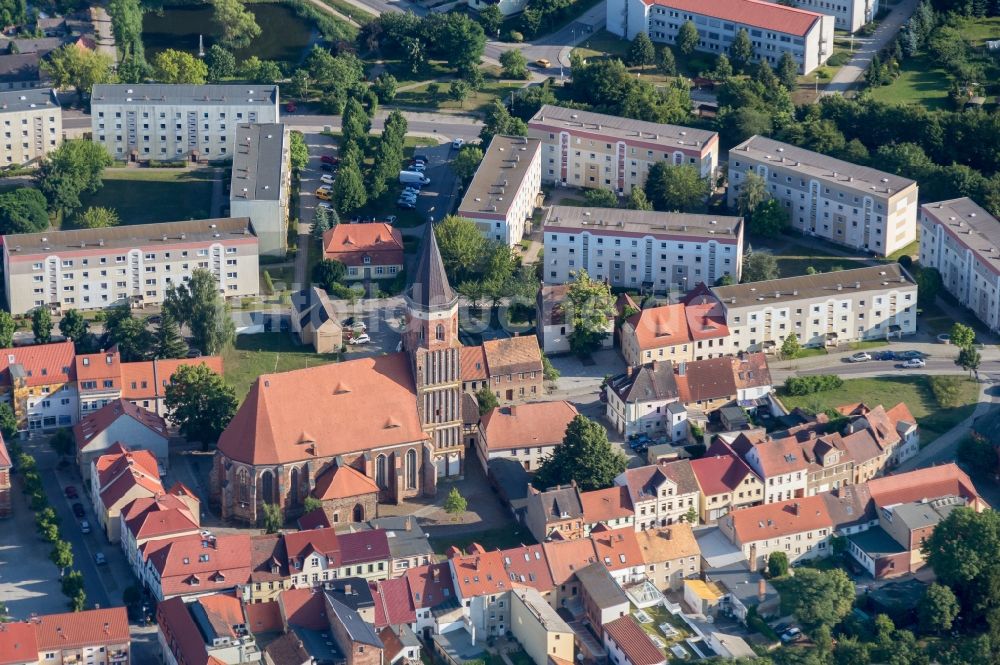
[363,256,371,264]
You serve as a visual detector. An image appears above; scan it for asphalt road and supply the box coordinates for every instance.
[283,111,483,144]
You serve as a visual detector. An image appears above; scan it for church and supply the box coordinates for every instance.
[211,225,542,525]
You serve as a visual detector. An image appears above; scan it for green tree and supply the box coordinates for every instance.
[288,69,311,98]
[443,486,467,514]
[237,56,281,83]
[781,333,801,359]
[32,307,52,344]
[0,403,16,440]
[50,540,73,573]
[312,206,337,244]
[542,354,560,381]
[164,363,238,447]
[289,131,308,174]
[303,496,323,514]
[627,186,653,210]
[712,53,733,80]
[49,428,74,457]
[213,0,261,49]
[476,386,498,415]
[730,28,754,73]
[262,502,283,533]
[683,506,698,524]
[534,415,627,491]
[77,206,119,229]
[35,140,113,215]
[787,567,856,630]
[58,310,90,349]
[205,44,236,81]
[957,345,981,378]
[645,163,709,212]
[950,322,976,349]
[448,79,470,108]
[60,569,84,597]
[584,188,620,208]
[155,310,188,359]
[163,269,235,355]
[0,311,14,348]
[313,259,347,291]
[715,274,734,286]
[0,188,50,235]
[753,61,780,92]
[331,151,367,215]
[500,49,529,79]
[742,251,780,283]
[565,270,616,357]
[0,0,26,28]
[479,98,527,145]
[478,3,503,36]
[372,72,398,103]
[262,270,274,296]
[778,51,799,89]
[102,306,153,361]
[152,49,207,84]
[628,32,656,68]
[919,583,960,635]
[657,46,677,76]
[436,216,487,282]
[737,172,769,216]
[768,551,789,578]
[749,198,790,237]
[677,21,699,55]
[41,45,115,97]
[916,267,943,308]
[452,145,484,181]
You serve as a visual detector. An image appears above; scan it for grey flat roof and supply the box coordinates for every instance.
[847,526,905,557]
[529,104,717,151]
[730,136,916,197]
[712,263,914,308]
[457,135,541,218]
[921,198,1000,271]
[888,496,964,531]
[231,123,285,202]
[367,517,433,560]
[0,88,57,114]
[706,562,778,608]
[432,628,484,662]
[544,206,742,240]
[91,83,277,106]
[693,526,744,568]
[575,562,629,608]
[4,218,256,256]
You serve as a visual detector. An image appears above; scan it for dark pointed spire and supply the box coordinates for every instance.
[406,223,456,311]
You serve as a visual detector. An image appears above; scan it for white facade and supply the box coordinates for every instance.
[919,198,1000,334]
[0,88,62,165]
[743,448,807,504]
[760,0,877,32]
[605,382,688,440]
[16,384,79,431]
[90,84,279,161]
[608,0,834,75]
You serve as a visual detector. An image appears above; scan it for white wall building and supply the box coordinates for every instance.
[229,123,290,256]
[759,0,877,32]
[919,198,1000,334]
[543,206,743,292]
[90,84,279,162]
[457,135,541,246]
[0,88,61,165]
[608,0,834,75]
[728,136,918,257]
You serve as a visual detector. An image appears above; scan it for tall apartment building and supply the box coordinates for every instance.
[760,0,876,32]
[527,104,718,194]
[711,264,917,352]
[919,198,1000,333]
[229,123,290,256]
[608,0,834,75]
[2,218,260,315]
[728,136,918,257]
[0,88,61,165]
[456,135,541,246]
[89,84,279,162]
[543,206,744,292]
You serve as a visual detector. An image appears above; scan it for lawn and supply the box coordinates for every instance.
[73,168,216,227]
[790,347,828,359]
[223,333,338,401]
[572,30,714,79]
[869,52,951,110]
[749,233,879,277]
[319,0,374,24]
[428,525,535,555]
[957,15,1000,46]
[887,239,919,262]
[780,375,980,446]
[848,339,889,350]
[394,80,528,113]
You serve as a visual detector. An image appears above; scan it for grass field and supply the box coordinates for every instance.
[319,0,374,24]
[394,80,528,113]
[780,375,980,446]
[73,168,216,227]
[869,52,951,109]
[223,333,338,401]
[958,15,1000,46]
[572,30,715,79]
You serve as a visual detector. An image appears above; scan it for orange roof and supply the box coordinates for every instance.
[148,534,252,597]
[75,399,168,452]
[635,524,699,564]
[404,562,455,609]
[451,548,508,597]
[217,353,425,466]
[157,596,224,665]
[627,304,691,352]
[323,223,404,267]
[75,350,121,387]
[121,357,223,401]
[885,402,916,429]
[312,464,379,500]
[245,600,283,635]
[460,345,488,381]
[195,594,246,639]
[727,495,832,544]
[746,435,810,477]
[278,587,328,630]
[867,464,983,509]
[124,494,199,541]
[480,401,577,451]
[482,336,543,375]
[0,622,38,665]
[683,294,729,342]
[542,538,598,586]
[644,0,822,36]
[580,486,634,524]
[604,616,665,665]
[591,527,643,572]
[690,453,756,496]
[33,607,129,650]
[499,544,555,592]
[99,454,164,511]
[96,446,159,487]
[0,341,75,389]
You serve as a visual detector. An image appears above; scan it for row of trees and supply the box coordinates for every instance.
[359,12,486,77]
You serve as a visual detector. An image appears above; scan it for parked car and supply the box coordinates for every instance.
[848,352,872,363]
[320,163,336,172]
[452,138,464,149]
[285,101,297,113]
[344,318,366,332]
[348,333,371,345]
[72,502,85,518]
[535,58,551,68]
[320,174,335,185]
[410,162,427,173]
[399,192,418,202]
[412,154,430,164]
[64,485,78,499]
[80,520,91,534]
[94,552,107,566]
[316,187,332,201]
[896,350,925,360]
[873,350,896,361]
[780,628,802,644]
[321,155,339,165]
[900,358,926,368]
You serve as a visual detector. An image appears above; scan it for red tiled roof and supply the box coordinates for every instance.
[157,596,213,665]
[246,600,283,635]
[0,622,37,665]
[99,462,163,511]
[885,402,917,429]
[480,401,577,451]
[591,527,644,572]
[746,435,810,477]
[312,464,379,501]
[283,527,340,567]
[250,533,288,582]
[604,616,665,665]
[74,399,167,452]
[580,486,634,524]
[148,534,252,597]
[374,576,416,628]
[499,544,554,593]
[323,223,404,267]
[451,548,507,597]
[297,507,332,530]
[217,354,426,466]
[0,433,10,468]
[683,293,729,342]
[96,446,159,487]
[690,453,756,495]
[404,562,455,609]
[340,529,390,565]
[627,304,691,352]
[278,588,328,630]
[123,494,199,541]
[542,538,598,586]
[196,594,246,639]
[726,495,832,544]
[33,607,129,650]
[675,357,735,403]
[0,341,75,389]
[460,345,488,382]
[75,350,121,387]
[482,336,543,375]
[867,463,983,508]
[643,0,822,36]
[121,357,224,401]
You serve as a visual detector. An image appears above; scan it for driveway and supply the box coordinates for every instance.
[407,143,461,226]
[297,132,339,289]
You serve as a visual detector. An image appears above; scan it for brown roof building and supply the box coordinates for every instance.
[324,223,404,281]
[476,401,577,472]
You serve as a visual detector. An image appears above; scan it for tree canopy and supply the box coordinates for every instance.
[163,269,236,355]
[533,415,627,491]
[0,188,50,235]
[213,0,261,49]
[35,140,112,215]
[153,49,208,84]
[164,363,238,446]
[742,251,780,283]
[786,567,855,630]
[565,270,616,357]
[645,163,709,212]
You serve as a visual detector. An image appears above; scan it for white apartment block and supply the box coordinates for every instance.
[761,0,877,32]
[728,136,918,257]
[712,264,918,353]
[456,135,541,246]
[0,88,61,165]
[90,84,279,162]
[527,104,718,194]
[608,0,834,75]
[3,218,260,315]
[920,198,1000,333]
[229,123,290,256]
[543,206,744,292]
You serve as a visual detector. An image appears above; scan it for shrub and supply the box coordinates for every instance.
[784,374,844,396]
[930,375,964,408]
[509,30,523,42]
[827,52,850,67]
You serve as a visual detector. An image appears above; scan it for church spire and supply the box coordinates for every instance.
[406,223,457,312]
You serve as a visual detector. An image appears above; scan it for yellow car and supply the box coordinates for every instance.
[535,58,551,68]
[315,186,332,201]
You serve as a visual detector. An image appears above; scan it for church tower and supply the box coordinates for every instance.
[405,224,464,494]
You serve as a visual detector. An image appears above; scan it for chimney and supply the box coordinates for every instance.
[344,583,352,595]
[432,566,441,582]
[748,544,757,572]
[626,366,634,378]
[405,516,412,531]
[758,578,766,601]
[791,502,799,515]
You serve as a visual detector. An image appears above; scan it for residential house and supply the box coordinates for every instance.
[675,354,772,418]
[524,483,585,543]
[575,562,630,631]
[337,529,391,582]
[718,495,834,570]
[476,401,578,472]
[499,543,555,603]
[604,361,687,440]
[291,287,343,354]
[367,516,435,576]
[404,562,456,636]
[75,349,123,415]
[157,593,261,665]
[541,538,598,608]
[0,88,61,166]
[536,284,614,355]
[323,223,404,281]
[620,303,727,368]
[590,527,645,586]
[580,486,635,534]
[121,492,201,582]
[615,459,700,529]
[75,399,169,485]
[120,356,224,418]
[730,431,809,503]
[373,575,418,632]
[0,340,77,432]
[144,533,252,602]
[283,527,342,590]
[229,123,290,256]
[1,608,130,665]
[448,545,510,639]
[635,523,701,591]
[475,337,545,404]
[510,587,574,665]
[247,533,289,603]
[689,446,764,523]
[89,444,164,542]
[603,616,666,665]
